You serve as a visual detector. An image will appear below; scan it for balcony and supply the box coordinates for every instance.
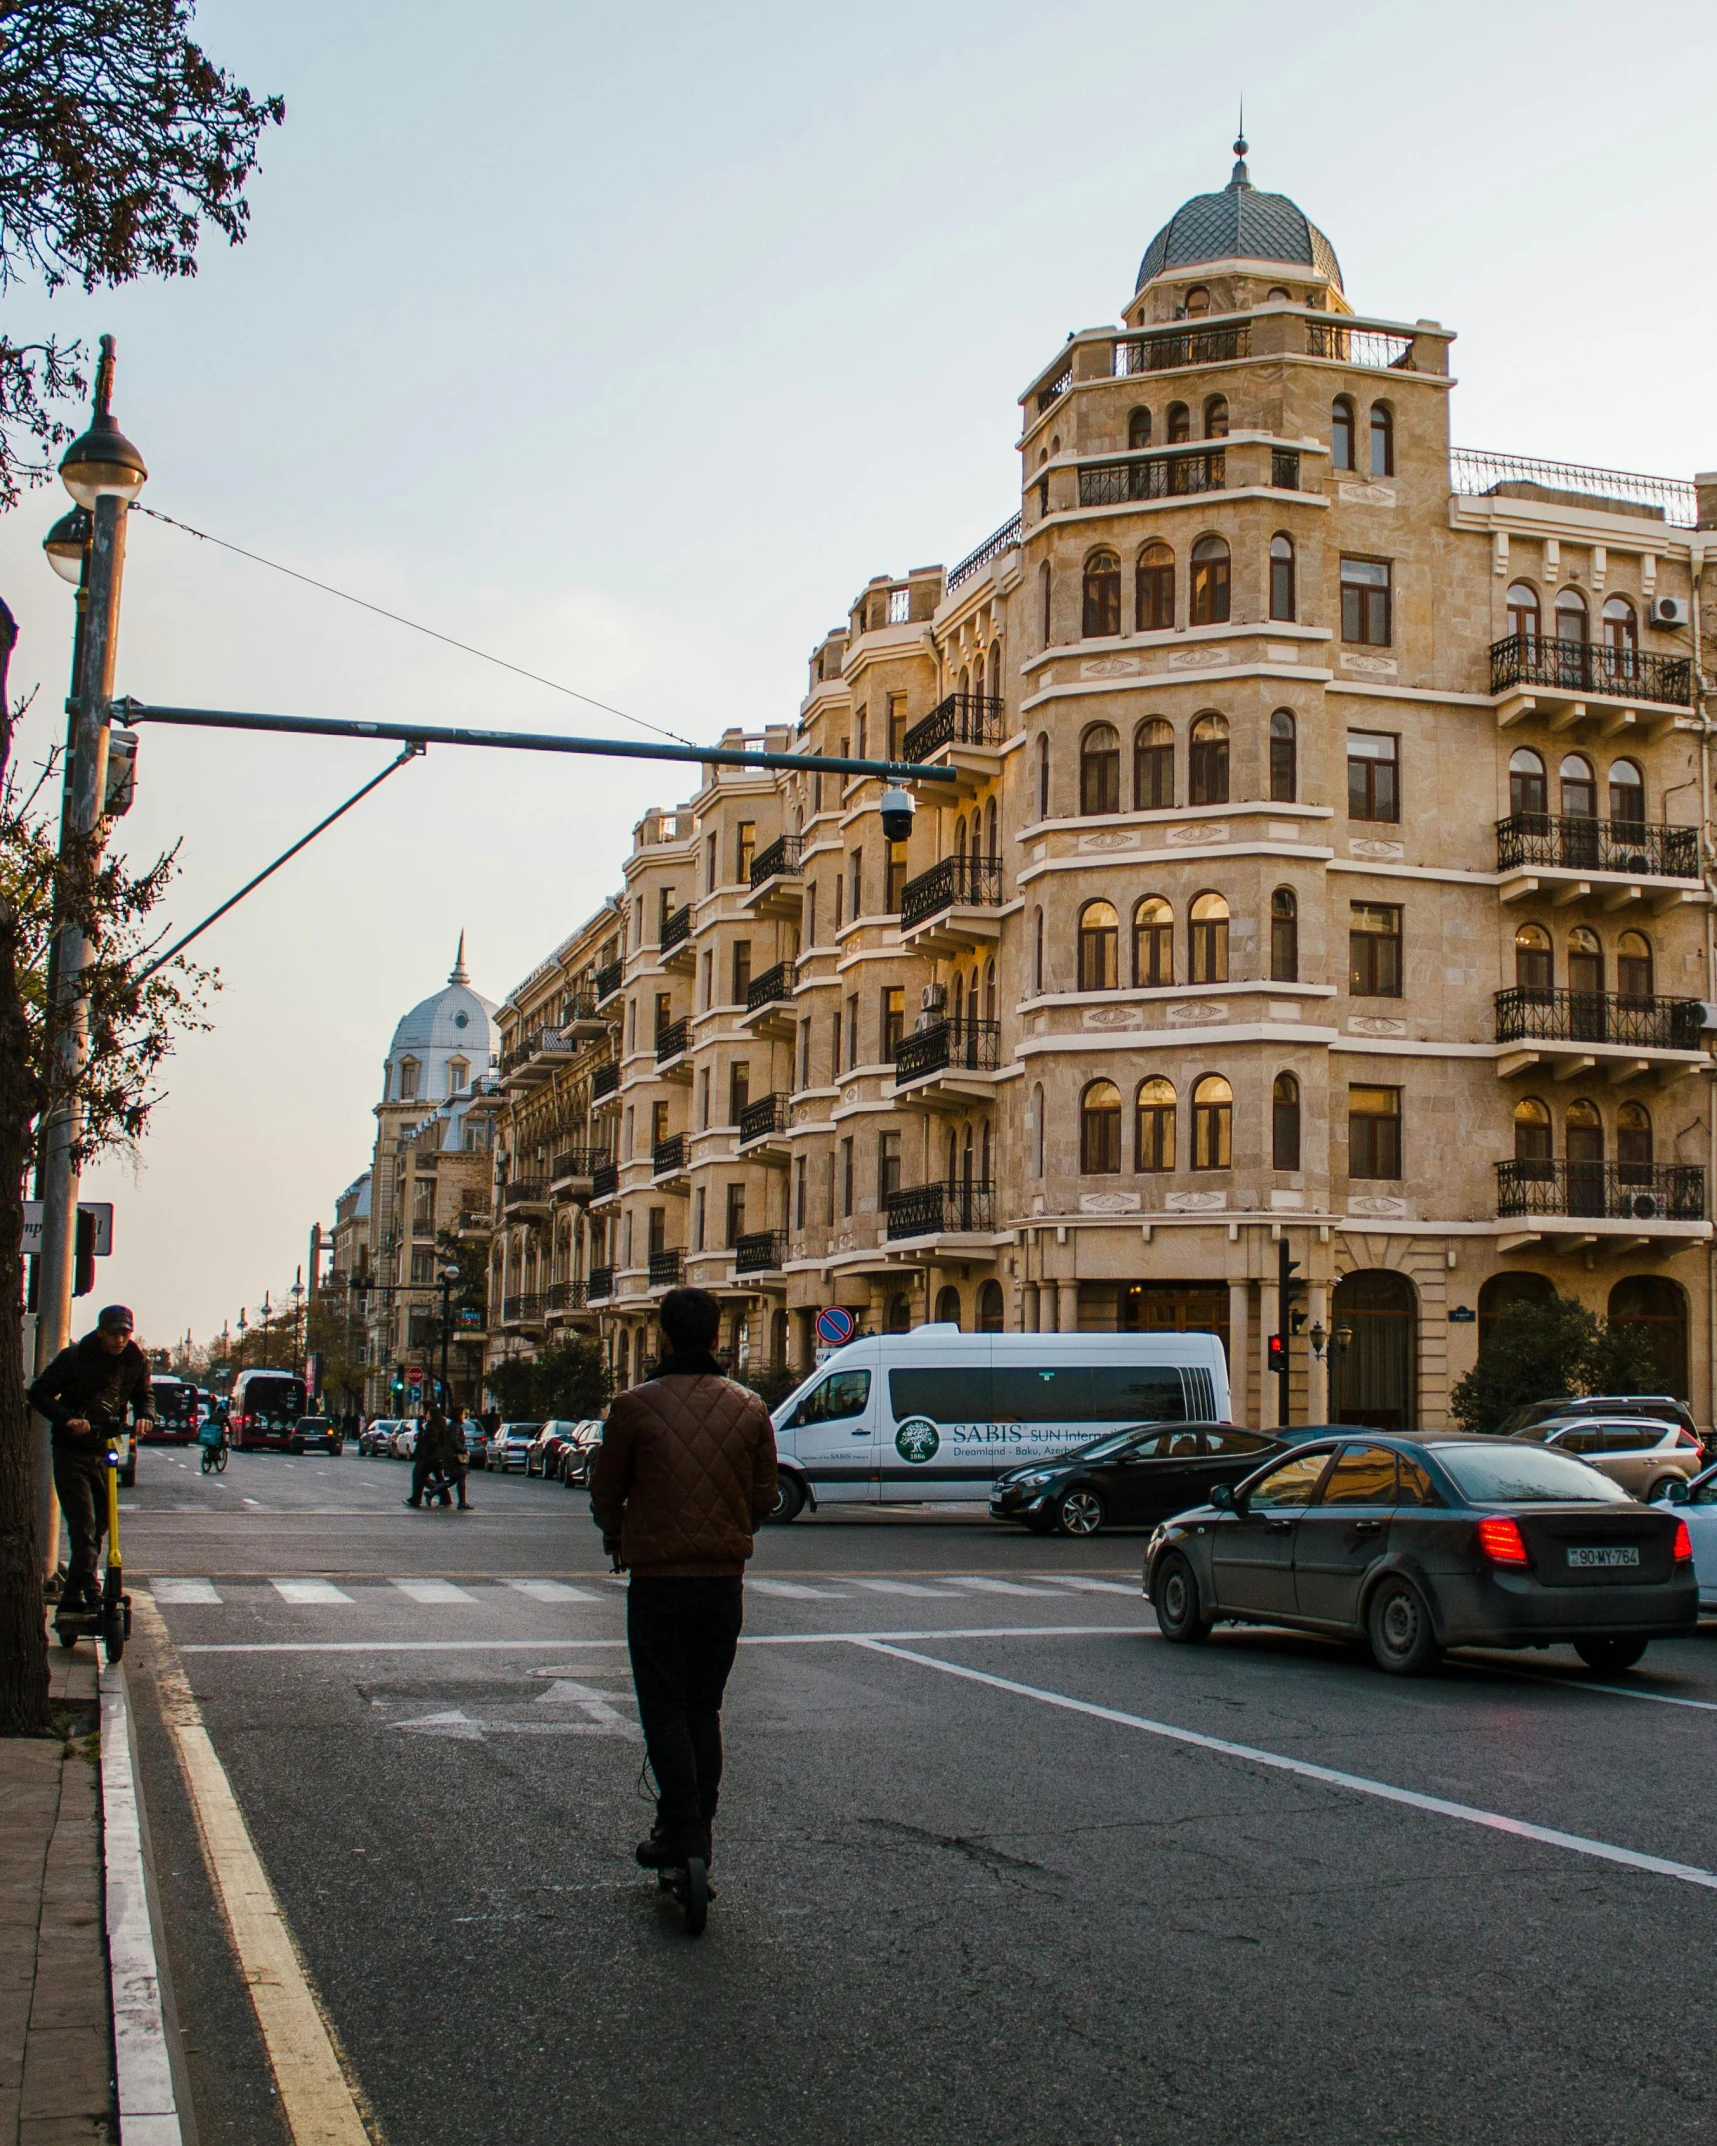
[1304,320,1415,370]
[498,1025,573,1089]
[455,1203,492,1239]
[893,1017,1002,1109]
[1490,633,1692,720]
[1494,987,1709,1082]
[1077,450,1224,510]
[594,959,625,1005]
[741,963,796,1039]
[886,1181,996,1242]
[946,513,1022,595]
[1495,813,1701,914]
[500,1179,549,1216]
[652,1133,688,1183]
[592,1061,620,1102]
[899,854,1004,954]
[562,991,608,1043]
[1496,1160,1705,1230]
[659,904,694,970]
[500,1291,547,1329]
[737,1092,791,1157]
[587,1264,616,1304]
[745,835,804,918]
[545,1278,589,1316]
[655,1017,691,1073]
[899,692,1007,798]
[590,1160,620,1200]
[733,1229,786,1276]
[648,1249,684,1290]
[550,1148,603,1194]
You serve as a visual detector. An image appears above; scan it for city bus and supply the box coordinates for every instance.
[231,1369,309,1452]
[146,1375,200,1444]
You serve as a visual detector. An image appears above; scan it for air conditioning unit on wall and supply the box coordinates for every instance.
[920,984,946,1013]
[1629,1191,1670,1222]
[1649,594,1690,628]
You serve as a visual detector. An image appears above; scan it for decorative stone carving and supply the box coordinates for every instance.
[1338,482,1397,508]
[1083,1005,1144,1030]
[1348,837,1404,861]
[1165,1190,1226,1211]
[1348,1195,1408,1218]
[1079,656,1143,679]
[1339,652,1399,677]
[1080,1191,1142,1214]
[1168,646,1228,670]
[1078,829,1141,853]
[1348,1016,1407,1036]
[1168,1001,1228,1024]
[1165,822,1230,846]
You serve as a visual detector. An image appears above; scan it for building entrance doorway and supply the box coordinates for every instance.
[1331,1270,1417,1431]
[1118,1283,1230,1381]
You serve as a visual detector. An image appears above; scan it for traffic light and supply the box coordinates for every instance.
[73,1208,96,1297]
[1267,1333,1286,1374]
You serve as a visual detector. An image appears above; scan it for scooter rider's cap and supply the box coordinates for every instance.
[97,1305,134,1335]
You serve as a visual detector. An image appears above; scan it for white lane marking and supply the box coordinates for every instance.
[271,1579,353,1604]
[856,1641,1717,1897]
[946,1576,1055,1597]
[503,1578,601,1602]
[176,1622,1142,1655]
[150,1578,221,1605]
[849,1578,955,1597]
[749,1578,849,1599]
[1462,1660,1717,1715]
[1037,1577,1140,1596]
[241,1498,264,1509]
[99,1659,183,2143]
[390,1578,476,1603]
[135,1597,371,2143]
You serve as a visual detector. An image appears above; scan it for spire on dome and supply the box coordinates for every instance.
[1228,104,1250,191]
[449,931,469,985]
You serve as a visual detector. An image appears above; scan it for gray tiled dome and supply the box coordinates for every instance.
[1137,150,1341,294]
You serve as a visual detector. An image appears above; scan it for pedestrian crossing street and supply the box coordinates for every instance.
[146,1573,1139,1609]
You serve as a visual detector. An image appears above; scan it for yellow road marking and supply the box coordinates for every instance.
[134,1594,376,2144]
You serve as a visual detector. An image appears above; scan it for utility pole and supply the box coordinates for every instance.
[32,339,147,1577]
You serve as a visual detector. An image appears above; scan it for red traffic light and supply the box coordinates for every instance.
[1267,1334,1286,1373]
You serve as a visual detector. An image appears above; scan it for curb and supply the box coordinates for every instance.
[100,1657,185,2146]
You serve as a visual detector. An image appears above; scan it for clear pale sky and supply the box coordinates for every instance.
[3,0,1713,1351]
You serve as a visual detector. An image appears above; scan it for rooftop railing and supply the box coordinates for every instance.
[1496,814,1699,880]
[899,854,1003,931]
[946,513,1023,593]
[1452,448,1696,528]
[1304,320,1414,369]
[1115,324,1250,374]
[1489,633,1692,707]
[1496,1159,1705,1223]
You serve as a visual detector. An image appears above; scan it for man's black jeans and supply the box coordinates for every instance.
[626,1576,744,1847]
[53,1449,109,1601]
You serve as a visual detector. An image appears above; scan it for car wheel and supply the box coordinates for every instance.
[1643,1477,1679,1505]
[1366,1577,1441,1677]
[767,1476,805,1525]
[1055,1486,1105,1537]
[1574,1635,1649,1673]
[1153,1551,1210,1644]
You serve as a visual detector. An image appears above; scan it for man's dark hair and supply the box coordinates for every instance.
[659,1288,721,1356]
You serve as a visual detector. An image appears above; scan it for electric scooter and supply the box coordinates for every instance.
[52,1445,132,1664]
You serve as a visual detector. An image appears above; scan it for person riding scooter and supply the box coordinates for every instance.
[29,1305,154,1609]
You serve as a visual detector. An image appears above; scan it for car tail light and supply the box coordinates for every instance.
[1674,1519,1694,1562]
[1477,1515,1530,1566]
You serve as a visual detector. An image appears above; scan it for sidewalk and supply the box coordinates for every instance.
[0,1648,115,2145]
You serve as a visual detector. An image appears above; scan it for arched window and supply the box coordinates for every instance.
[1566,1098,1604,1193]
[1331,396,1356,472]
[1039,561,1052,645]
[958,663,970,699]
[1513,1096,1552,1173]
[1077,900,1120,991]
[1082,548,1121,638]
[1167,401,1191,444]
[1204,394,1229,439]
[1508,746,1547,818]
[987,637,1003,700]
[1270,709,1297,802]
[1032,906,1044,992]
[1506,582,1541,645]
[1189,891,1229,984]
[1128,407,1152,449]
[1189,536,1231,625]
[953,813,966,859]
[1136,541,1175,631]
[983,796,998,863]
[1080,1080,1123,1173]
[887,1293,913,1334]
[977,1278,1004,1333]
[1135,716,1173,808]
[1184,286,1210,318]
[1269,533,1295,621]
[1191,1075,1233,1169]
[398,1056,419,1101]
[1514,922,1552,994]
[1559,752,1596,819]
[1602,595,1638,681]
[951,972,965,1026]
[1037,733,1050,820]
[1272,1073,1301,1171]
[1080,721,1120,814]
[1609,757,1644,826]
[984,957,998,1025]
[1567,925,1603,998]
[1369,401,1394,477]
[1133,896,1174,986]
[1610,1274,1690,1400]
[1270,888,1298,981]
[1031,1082,1045,1176]
[1136,1078,1176,1172]
[1616,930,1653,1003]
[1617,1100,1653,1182]
[1554,588,1588,645]
[1189,712,1229,805]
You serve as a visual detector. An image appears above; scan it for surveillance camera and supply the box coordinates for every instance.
[880,786,915,843]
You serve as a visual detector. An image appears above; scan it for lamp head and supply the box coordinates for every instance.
[43,506,92,583]
[59,408,147,507]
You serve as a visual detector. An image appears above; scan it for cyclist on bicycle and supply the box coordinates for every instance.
[197,1410,228,1471]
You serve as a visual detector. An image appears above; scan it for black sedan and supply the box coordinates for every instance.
[991,1423,1285,1536]
[1144,1432,1696,1675]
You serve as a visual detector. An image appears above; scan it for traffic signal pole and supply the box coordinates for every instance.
[1277,1234,1293,1429]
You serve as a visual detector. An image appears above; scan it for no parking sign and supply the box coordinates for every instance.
[815,1306,856,1348]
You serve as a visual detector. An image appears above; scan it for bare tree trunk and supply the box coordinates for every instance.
[0,599,52,1734]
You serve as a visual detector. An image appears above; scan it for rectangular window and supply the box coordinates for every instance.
[724,1182,746,1247]
[833,872,844,934]
[888,694,906,760]
[849,847,863,920]
[846,994,859,1069]
[825,1151,836,1225]
[694,1187,706,1250]
[654,990,672,1037]
[1349,1085,1402,1179]
[736,821,756,881]
[658,885,676,934]
[1340,557,1392,646]
[881,986,905,1060]
[855,708,867,760]
[877,1129,901,1200]
[831,1007,842,1078]
[794,1156,807,1229]
[705,833,717,891]
[650,1100,669,1146]
[622,1105,634,1159]
[623,1209,634,1265]
[728,1059,750,1124]
[1349,902,1403,997]
[797,1019,810,1090]
[731,939,751,1004]
[647,1206,666,1259]
[886,841,908,913]
[697,1066,710,1128]
[806,881,817,945]
[700,949,713,1008]
[1347,730,1399,823]
[841,1138,855,1218]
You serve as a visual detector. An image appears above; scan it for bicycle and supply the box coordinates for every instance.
[199,1432,228,1475]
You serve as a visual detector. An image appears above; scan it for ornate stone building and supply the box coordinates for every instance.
[484,143,1717,1428]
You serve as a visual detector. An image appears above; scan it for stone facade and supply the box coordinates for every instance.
[482,150,1717,1428]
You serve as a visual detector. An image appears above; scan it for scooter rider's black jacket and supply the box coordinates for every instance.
[30,1333,152,1453]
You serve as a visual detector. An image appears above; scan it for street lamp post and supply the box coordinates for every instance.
[31,337,148,1572]
[438,1264,461,1411]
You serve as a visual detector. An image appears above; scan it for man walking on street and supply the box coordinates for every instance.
[29,1305,153,1607]
[591,1287,777,1872]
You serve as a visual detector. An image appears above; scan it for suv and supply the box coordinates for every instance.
[1511,1414,1705,1501]
[1497,1395,1699,1444]
[288,1416,344,1455]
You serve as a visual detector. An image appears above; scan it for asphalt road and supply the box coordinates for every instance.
[120,1441,1717,2145]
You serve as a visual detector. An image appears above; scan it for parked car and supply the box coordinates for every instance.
[1655,1465,1717,1613]
[490,1422,542,1473]
[1510,1415,1703,1502]
[359,1418,401,1457]
[1146,1432,1697,1677]
[1497,1395,1700,1444]
[992,1423,1285,1536]
[390,1421,419,1460]
[559,1421,606,1487]
[526,1420,582,1478]
[460,1419,490,1469]
[288,1415,343,1455]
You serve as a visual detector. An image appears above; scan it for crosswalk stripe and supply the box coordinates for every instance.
[503,1579,601,1602]
[945,1577,1053,1597]
[749,1579,848,1599]
[271,1579,353,1604]
[151,1578,222,1604]
[390,1578,476,1603]
[1039,1577,1139,1596]
[849,1579,954,1597]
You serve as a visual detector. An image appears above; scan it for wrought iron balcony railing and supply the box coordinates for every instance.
[594,959,625,1003]
[749,834,803,889]
[501,1294,522,1323]
[745,963,792,1015]
[1115,324,1250,374]
[660,904,692,954]
[1035,364,1071,414]
[946,513,1022,593]
[1452,448,1697,528]
[1077,450,1224,508]
[498,1025,569,1077]
[1494,987,1705,1052]
[545,1279,588,1313]
[1489,632,1692,707]
[587,1264,616,1302]
[500,1179,549,1210]
[1305,320,1414,369]
[894,1017,1002,1085]
[901,691,1006,763]
[550,1148,603,1183]
[733,1229,786,1275]
[886,1181,996,1240]
[503,1291,547,1324]
[592,1061,620,1100]
[456,1203,491,1231]
[1271,448,1301,490]
[590,1161,619,1199]
[1496,1159,1705,1223]
[652,1134,687,1177]
[655,1017,690,1063]
[561,991,598,1025]
[738,1093,790,1146]
[1496,813,1699,880]
[648,1250,683,1288]
[899,854,1003,931]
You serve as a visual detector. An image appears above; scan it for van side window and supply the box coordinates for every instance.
[789,1370,871,1426]
[987,1364,1185,1424]
[889,1368,994,1422]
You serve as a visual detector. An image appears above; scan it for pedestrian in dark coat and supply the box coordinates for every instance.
[29,1306,154,1606]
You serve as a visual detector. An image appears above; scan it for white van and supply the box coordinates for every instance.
[768,1325,1229,1520]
